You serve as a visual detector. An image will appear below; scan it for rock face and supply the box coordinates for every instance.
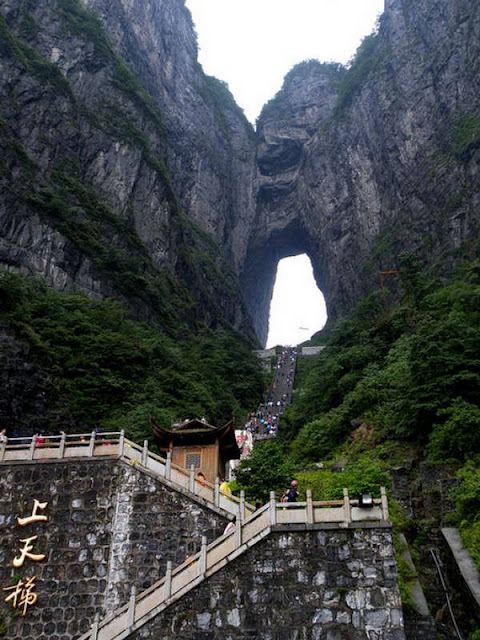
[243,0,480,341]
[243,0,480,344]
[1,0,479,345]
[0,0,257,337]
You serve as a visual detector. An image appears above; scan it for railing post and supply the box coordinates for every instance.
[199,536,207,575]
[306,489,314,524]
[239,490,246,523]
[0,441,6,462]
[142,440,148,466]
[235,520,242,548]
[91,612,100,640]
[214,477,220,507]
[29,435,36,461]
[189,465,195,493]
[127,585,136,629]
[88,431,96,457]
[59,433,66,459]
[165,451,172,480]
[165,560,172,599]
[270,491,277,525]
[119,430,125,458]
[381,486,389,521]
[343,488,352,525]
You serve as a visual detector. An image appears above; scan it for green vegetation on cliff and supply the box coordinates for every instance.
[0,270,264,440]
[0,11,72,95]
[1,6,253,338]
[236,252,480,571]
[334,31,380,117]
[284,253,480,465]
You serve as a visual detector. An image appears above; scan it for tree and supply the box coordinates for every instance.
[233,440,294,504]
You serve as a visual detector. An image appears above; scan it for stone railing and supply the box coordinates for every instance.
[78,488,390,640]
[0,431,253,518]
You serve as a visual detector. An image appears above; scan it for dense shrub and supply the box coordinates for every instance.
[288,256,480,464]
[450,459,480,568]
[233,439,295,503]
[0,270,264,438]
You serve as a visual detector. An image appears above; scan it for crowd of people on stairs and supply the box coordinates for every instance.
[235,347,297,458]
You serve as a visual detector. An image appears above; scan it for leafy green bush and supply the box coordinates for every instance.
[297,454,390,501]
[428,399,480,462]
[450,459,480,569]
[234,439,295,503]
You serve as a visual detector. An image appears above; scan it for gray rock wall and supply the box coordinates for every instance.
[244,0,480,344]
[0,0,256,336]
[0,459,228,639]
[1,0,480,346]
[127,527,405,640]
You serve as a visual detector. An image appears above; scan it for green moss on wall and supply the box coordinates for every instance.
[0,11,72,96]
[334,33,381,118]
[450,112,480,157]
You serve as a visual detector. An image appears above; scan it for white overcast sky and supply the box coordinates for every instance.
[267,255,328,347]
[186,0,385,123]
[185,0,385,346]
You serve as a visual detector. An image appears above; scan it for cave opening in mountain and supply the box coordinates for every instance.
[266,254,327,348]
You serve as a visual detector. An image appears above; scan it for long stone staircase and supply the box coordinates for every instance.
[0,433,392,640]
[76,487,389,640]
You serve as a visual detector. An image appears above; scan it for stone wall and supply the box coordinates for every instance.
[0,459,229,639]
[127,526,405,640]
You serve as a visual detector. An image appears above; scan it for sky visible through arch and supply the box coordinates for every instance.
[266,255,327,348]
[185,0,385,344]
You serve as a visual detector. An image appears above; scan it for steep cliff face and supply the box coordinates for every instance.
[0,0,479,348]
[244,0,480,344]
[0,0,256,337]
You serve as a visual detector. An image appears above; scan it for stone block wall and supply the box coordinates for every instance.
[128,526,405,640]
[0,459,229,639]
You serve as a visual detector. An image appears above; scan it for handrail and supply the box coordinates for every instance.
[77,487,390,640]
[0,432,255,517]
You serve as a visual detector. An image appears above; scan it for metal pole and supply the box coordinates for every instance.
[430,548,464,640]
[214,477,220,507]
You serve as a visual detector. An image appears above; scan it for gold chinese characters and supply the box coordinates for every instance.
[17,499,48,526]
[3,577,38,617]
[3,499,48,616]
[13,536,46,568]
